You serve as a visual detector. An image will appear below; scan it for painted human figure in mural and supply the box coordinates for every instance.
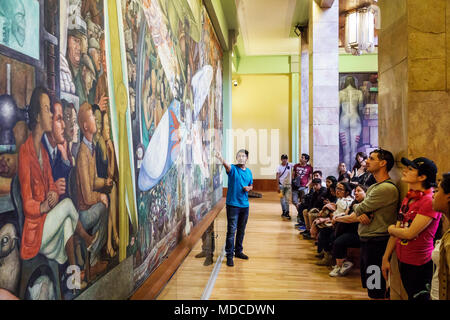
[0,0,26,47]
[76,102,110,279]
[67,26,86,98]
[93,106,119,258]
[42,101,72,200]
[78,54,97,106]
[339,75,364,170]
[18,87,95,286]
[62,100,79,166]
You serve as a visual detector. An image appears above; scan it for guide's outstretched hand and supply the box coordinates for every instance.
[215,151,231,173]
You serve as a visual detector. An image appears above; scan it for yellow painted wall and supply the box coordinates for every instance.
[232,74,290,179]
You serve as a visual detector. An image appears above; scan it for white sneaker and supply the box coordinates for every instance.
[339,261,354,276]
[329,265,341,277]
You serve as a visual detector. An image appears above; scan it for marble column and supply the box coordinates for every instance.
[290,55,300,164]
[378,0,450,300]
[379,0,450,180]
[300,38,310,158]
[222,50,233,187]
[308,0,339,177]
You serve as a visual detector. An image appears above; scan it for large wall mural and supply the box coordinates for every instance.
[339,72,378,170]
[0,0,223,300]
[121,0,223,289]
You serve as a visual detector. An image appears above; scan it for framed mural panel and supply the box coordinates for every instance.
[121,0,223,290]
[339,72,378,171]
[0,0,120,300]
[0,0,223,300]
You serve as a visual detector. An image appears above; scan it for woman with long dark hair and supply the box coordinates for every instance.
[349,152,375,187]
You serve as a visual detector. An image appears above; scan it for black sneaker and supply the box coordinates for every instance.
[302,233,313,240]
[195,251,207,258]
[235,252,249,260]
[286,214,291,220]
[204,255,214,266]
[226,256,234,267]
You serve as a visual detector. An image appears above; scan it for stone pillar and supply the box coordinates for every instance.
[379,0,450,180]
[222,50,233,187]
[378,0,450,299]
[300,38,310,157]
[290,55,300,164]
[308,0,339,177]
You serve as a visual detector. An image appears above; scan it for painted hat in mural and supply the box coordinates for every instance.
[68,10,87,38]
[88,37,100,50]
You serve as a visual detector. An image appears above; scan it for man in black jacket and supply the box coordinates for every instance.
[301,178,327,239]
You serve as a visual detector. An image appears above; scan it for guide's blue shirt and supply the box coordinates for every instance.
[226,165,253,208]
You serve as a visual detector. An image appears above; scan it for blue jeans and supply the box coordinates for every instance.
[279,185,291,213]
[225,205,249,258]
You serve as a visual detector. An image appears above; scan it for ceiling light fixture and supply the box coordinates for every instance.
[344,5,380,56]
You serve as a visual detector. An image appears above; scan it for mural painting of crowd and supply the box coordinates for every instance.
[0,0,223,300]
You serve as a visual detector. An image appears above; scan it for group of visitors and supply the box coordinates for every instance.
[276,150,450,300]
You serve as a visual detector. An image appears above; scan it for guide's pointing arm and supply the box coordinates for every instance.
[215,152,231,174]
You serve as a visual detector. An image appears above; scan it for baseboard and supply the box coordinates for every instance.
[252,179,277,192]
[130,197,226,300]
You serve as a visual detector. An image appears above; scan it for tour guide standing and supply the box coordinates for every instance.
[216,149,253,267]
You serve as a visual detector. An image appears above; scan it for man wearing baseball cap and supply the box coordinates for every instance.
[276,154,293,220]
[382,156,442,300]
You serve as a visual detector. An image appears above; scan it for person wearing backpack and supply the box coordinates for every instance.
[276,154,294,220]
[292,153,313,222]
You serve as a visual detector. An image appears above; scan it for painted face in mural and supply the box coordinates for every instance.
[67,35,82,68]
[82,67,95,94]
[0,0,26,47]
[51,102,66,145]
[38,93,53,133]
[86,109,97,136]
[90,47,101,72]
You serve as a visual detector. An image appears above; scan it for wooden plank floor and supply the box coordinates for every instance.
[156,192,367,300]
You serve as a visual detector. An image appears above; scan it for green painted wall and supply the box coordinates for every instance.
[236,56,291,74]
[339,53,378,73]
[233,53,378,74]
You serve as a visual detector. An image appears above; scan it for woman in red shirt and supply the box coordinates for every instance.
[382,157,441,300]
[19,87,95,274]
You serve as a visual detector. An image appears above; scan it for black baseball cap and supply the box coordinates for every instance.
[281,154,288,159]
[401,157,437,184]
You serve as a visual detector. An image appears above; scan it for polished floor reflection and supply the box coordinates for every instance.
[158,192,367,300]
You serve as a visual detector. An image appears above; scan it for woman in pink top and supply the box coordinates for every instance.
[382,157,441,300]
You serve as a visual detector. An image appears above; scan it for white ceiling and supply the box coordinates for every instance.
[236,0,301,56]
